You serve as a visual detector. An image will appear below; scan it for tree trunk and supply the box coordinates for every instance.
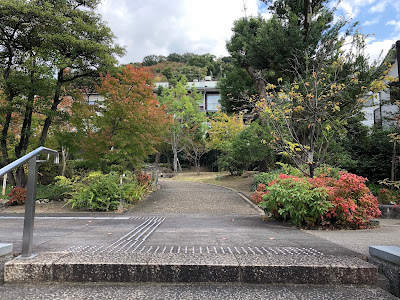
[154,152,161,166]
[166,154,171,170]
[196,164,200,175]
[1,104,16,187]
[258,159,267,172]
[38,68,64,147]
[61,146,68,177]
[391,141,396,184]
[243,65,266,100]
[309,163,315,179]
[173,147,178,173]
[15,167,26,187]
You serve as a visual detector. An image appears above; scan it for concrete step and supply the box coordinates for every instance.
[5,252,377,285]
[0,282,396,300]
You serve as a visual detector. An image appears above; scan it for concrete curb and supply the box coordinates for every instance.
[5,252,377,285]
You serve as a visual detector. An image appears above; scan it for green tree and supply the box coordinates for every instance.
[159,77,206,173]
[226,0,356,106]
[258,56,394,177]
[0,0,123,186]
[217,67,256,112]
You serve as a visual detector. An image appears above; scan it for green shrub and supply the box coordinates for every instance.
[66,171,146,211]
[256,171,381,229]
[258,174,332,226]
[36,176,74,201]
[38,161,72,185]
[253,163,344,189]
[253,169,281,190]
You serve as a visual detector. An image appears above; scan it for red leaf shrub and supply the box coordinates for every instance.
[252,171,381,229]
[136,172,151,187]
[8,187,27,205]
[252,183,267,204]
[309,172,381,229]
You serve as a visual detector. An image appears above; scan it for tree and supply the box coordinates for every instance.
[206,110,246,151]
[217,67,257,112]
[226,0,355,107]
[0,0,123,186]
[142,55,166,66]
[206,110,247,175]
[182,128,207,175]
[82,65,170,171]
[257,54,394,177]
[159,77,206,173]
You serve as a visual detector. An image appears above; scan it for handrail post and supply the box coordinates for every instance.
[20,156,39,258]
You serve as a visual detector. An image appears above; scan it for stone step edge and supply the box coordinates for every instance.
[5,253,377,285]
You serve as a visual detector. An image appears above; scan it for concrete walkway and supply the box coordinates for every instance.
[0,179,362,256]
[0,179,397,298]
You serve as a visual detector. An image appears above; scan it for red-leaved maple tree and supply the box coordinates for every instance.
[82,65,171,170]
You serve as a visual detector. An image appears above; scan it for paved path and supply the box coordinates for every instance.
[132,179,259,214]
[0,179,358,257]
[0,179,397,298]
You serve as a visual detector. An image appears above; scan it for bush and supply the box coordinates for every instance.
[312,172,381,228]
[377,188,393,204]
[253,164,343,189]
[36,176,74,201]
[254,170,381,229]
[38,161,72,185]
[8,187,27,205]
[66,171,148,211]
[136,171,151,187]
[258,174,332,226]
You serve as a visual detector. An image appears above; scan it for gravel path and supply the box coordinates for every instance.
[131,179,259,215]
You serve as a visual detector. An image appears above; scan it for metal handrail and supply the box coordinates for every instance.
[0,147,59,177]
[0,147,59,258]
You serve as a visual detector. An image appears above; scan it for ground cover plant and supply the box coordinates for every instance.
[65,171,151,211]
[253,165,381,229]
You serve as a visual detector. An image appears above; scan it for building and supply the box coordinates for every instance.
[86,77,222,113]
[362,40,400,127]
[155,76,221,112]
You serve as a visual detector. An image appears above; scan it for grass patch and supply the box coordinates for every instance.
[169,171,255,195]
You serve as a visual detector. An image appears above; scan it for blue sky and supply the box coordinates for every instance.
[333,0,400,62]
[98,0,399,64]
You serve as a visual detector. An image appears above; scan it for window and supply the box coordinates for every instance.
[207,94,220,111]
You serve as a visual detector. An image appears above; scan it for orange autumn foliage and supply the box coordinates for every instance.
[83,64,171,166]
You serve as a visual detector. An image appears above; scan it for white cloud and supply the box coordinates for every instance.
[97,0,260,64]
[369,0,390,13]
[365,37,399,64]
[386,20,400,32]
[336,0,376,18]
[362,18,379,26]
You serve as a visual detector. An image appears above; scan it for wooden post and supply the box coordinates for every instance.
[2,173,7,196]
